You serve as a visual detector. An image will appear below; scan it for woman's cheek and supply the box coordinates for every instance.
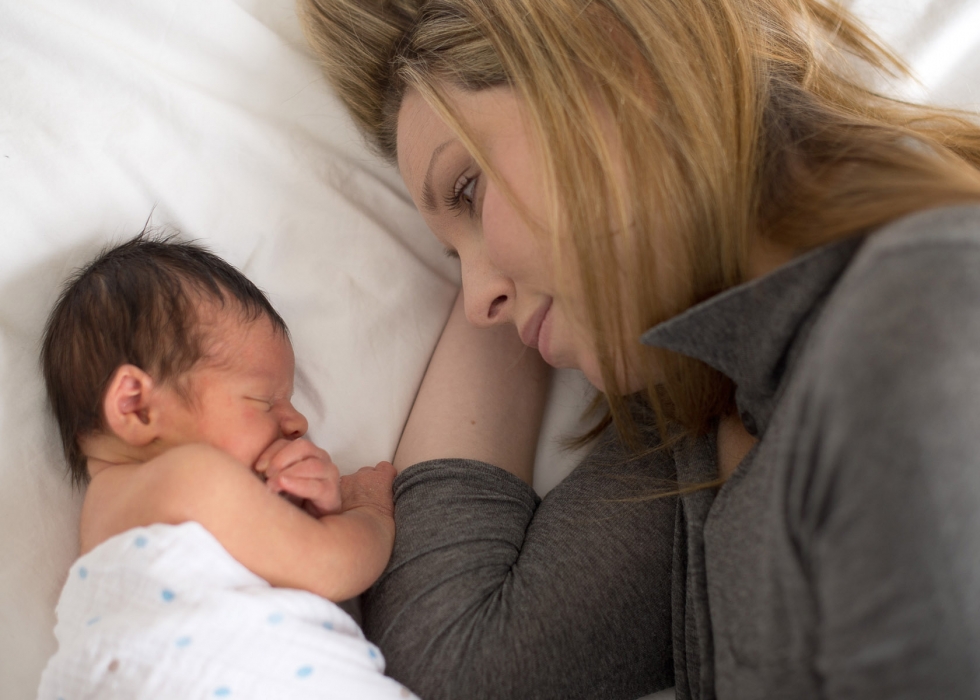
[481,183,537,276]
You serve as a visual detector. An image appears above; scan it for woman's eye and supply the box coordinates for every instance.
[445,172,479,215]
[460,176,477,205]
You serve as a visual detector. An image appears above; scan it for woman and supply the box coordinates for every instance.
[300,0,980,698]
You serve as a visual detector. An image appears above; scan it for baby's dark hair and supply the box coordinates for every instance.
[41,230,288,487]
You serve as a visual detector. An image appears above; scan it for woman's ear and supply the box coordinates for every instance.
[102,364,159,447]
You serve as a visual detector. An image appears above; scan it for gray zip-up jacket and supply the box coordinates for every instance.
[363,204,980,700]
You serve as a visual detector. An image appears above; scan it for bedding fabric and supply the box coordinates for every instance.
[38,522,417,699]
[0,1,595,696]
[1,0,979,699]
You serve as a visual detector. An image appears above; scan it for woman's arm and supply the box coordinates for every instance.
[365,425,678,700]
[394,291,550,484]
[370,293,675,700]
[796,240,980,698]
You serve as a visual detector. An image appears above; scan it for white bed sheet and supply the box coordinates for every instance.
[1,1,977,698]
[0,1,596,695]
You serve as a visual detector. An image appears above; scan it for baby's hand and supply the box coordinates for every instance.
[339,461,396,520]
[255,438,342,517]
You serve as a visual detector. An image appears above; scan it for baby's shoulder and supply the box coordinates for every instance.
[80,445,252,554]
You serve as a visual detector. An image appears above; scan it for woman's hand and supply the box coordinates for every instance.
[339,461,396,519]
[254,438,342,517]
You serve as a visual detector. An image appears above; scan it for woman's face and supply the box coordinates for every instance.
[397,86,609,389]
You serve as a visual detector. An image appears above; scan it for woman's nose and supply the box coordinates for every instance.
[461,258,514,328]
[281,403,309,440]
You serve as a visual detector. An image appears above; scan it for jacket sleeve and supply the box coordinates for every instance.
[362,428,678,700]
[795,239,980,700]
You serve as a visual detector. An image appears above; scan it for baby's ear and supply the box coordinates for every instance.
[102,364,158,447]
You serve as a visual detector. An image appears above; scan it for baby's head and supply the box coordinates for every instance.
[42,232,308,486]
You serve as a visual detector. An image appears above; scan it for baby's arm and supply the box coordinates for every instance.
[131,443,395,601]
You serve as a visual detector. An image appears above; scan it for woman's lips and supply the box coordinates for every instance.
[519,298,553,350]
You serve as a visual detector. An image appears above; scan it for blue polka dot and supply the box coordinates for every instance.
[296,666,313,678]
[214,687,231,697]
[86,616,101,626]
[161,589,175,602]
[175,636,192,648]
[368,647,378,659]
[134,536,148,548]
[267,613,283,624]
[322,621,333,630]
[78,566,88,579]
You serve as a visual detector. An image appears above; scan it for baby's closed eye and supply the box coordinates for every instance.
[246,397,275,411]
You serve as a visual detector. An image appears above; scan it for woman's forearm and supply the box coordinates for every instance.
[394,292,550,484]
[365,436,678,700]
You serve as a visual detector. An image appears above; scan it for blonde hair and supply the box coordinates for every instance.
[301,0,980,443]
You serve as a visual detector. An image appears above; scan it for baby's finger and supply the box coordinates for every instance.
[254,438,294,476]
[268,471,338,501]
[266,439,331,479]
[275,457,338,481]
[266,455,337,490]
[282,475,342,509]
[270,472,343,516]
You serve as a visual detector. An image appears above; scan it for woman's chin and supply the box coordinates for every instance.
[578,355,647,395]
[577,356,607,392]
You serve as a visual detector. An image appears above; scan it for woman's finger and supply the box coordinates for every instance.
[338,463,395,515]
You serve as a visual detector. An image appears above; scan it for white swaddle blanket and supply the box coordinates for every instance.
[37,522,417,700]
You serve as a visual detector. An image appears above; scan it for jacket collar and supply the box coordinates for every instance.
[640,237,864,436]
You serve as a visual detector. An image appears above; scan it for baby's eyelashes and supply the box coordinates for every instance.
[246,396,276,411]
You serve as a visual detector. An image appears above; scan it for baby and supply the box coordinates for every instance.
[36,233,416,699]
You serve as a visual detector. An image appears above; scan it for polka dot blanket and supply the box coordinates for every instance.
[36,522,417,700]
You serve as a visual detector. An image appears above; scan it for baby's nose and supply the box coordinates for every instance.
[282,404,308,439]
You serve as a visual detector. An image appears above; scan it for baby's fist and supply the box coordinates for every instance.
[256,438,342,517]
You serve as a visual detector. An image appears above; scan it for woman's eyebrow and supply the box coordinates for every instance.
[421,139,455,213]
